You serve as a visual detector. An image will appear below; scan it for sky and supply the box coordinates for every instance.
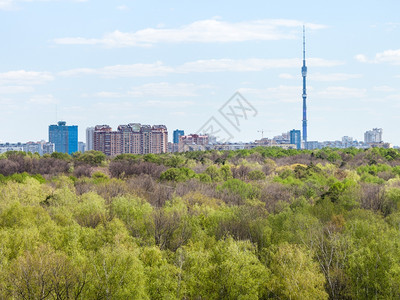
[0,0,400,145]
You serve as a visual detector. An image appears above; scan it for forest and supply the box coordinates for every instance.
[1,146,400,299]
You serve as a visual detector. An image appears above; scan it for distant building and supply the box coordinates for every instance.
[289,129,301,150]
[27,141,55,155]
[369,142,392,149]
[93,123,168,156]
[78,142,86,153]
[255,138,272,146]
[0,141,54,155]
[173,129,184,144]
[179,134,208,145]
[42,142,55,154]
[177,134,209,152]
[273,132,290,144]
[305,141,320,150]
[23,142,42,154]
[0,143,24,153]
[364,128,383,144]
[86,127,95,151]
[49,121,78,154]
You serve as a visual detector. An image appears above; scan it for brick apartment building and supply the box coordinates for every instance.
[93,123,168,156]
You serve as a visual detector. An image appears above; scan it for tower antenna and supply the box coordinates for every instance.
[301,25,308,147]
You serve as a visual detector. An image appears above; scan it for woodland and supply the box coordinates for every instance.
[1,147,400,299]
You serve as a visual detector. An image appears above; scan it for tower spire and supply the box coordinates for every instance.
[301,25,308,146]
[303,25,305,60]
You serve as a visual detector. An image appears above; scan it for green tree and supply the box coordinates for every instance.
[87,244,148,299]
[267,243,328,300]
[5,244,86,299]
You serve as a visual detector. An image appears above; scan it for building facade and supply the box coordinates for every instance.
[173,129,184,144]
[86,127,95,151]
[49,121,78,154]
[93,123,168,156]
[179,134,209,146]
[289,129,301,150]
[0,143,24,153]
[0,141,54,155]
[364,128,383,144]
[78,142,86,153]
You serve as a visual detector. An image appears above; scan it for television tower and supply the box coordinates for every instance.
[301,25,308,144]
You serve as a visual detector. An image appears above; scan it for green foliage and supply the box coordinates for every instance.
[51,152,71,161]
[113,153,140,161]
[2,148,400,298]
[220,165,233,181]
[87,244,147,299]
[143,153,162,164]
[160,167,197,182]
[111,196,153,244]
[198,173,212,183]
[91,171,109,183]
[267,243,328,299]
[217,179,260,202]
[73,192,107,228]
[164,154,186,168]
[248,169,266,180]
[73,150,106,166]
[205,165,222,181]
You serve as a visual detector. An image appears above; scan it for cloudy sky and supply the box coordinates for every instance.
[1,0,400,145]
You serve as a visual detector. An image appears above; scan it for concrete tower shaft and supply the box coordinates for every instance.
[302,25,307,144]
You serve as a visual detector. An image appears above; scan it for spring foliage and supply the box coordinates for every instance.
[2,147,400,298]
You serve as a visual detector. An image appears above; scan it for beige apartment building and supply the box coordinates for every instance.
[93,123,168,156]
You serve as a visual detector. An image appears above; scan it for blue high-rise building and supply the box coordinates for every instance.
[290,129,301,150]
[173,129,184,144]
[49,121,78,154]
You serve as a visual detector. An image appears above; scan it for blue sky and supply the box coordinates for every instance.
[1,0,400,145]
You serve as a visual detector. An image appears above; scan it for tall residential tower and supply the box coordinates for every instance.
[49,121,78,154]
[301,26,308,145]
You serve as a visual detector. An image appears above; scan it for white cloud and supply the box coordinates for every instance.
[0,0,87,10]
[355,54,368,63]
[89,91,124,98]
[279,73,294,79]
[179,58,300,72]
[28,94,58,104]
[385,22,400,31]
[0,70,53,85]
[0,70,53,94]
[0,0,13,10]
[141,100,195,108]
[59,62,174,77]
[310,73,362,82]
[373,85,396,92]
[54,18,327,47]
[128,82,208,97]
[317,86,367,99]
[307,58,345,67]
[386,94,400,101]
[0,85,34,94]
[87,82,209,99]
[61,58,343,78]
[116,4,128,11]
[0,97,19,111]
[375,49,400,65]
[239,85,301,103]
[356,49,400,65]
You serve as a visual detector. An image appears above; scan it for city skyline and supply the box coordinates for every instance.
[1,1,400,144]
